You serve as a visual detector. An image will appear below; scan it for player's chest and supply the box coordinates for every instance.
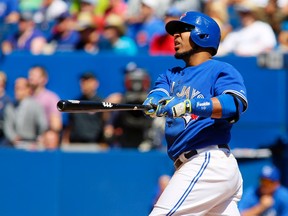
[169,74,212,99]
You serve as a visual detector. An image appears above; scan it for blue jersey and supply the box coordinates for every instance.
[239,186,288,216]
[150,59,248,160]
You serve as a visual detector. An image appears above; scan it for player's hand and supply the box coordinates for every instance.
[260,195,274,209]
[156,97,191,118]
[143,96,161,117]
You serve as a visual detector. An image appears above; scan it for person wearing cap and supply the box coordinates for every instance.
[1,12,47,55]
[102,14,138,55]
[0,0,20,23]
[239,165,288,215]
[33,0,69,24]
[74,0,105,31]
[62,72,107,148]
[103,62,153,149]
[217,1,277,56]
[47,12,80,51]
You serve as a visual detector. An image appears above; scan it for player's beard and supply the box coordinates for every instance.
[174,49,194,59]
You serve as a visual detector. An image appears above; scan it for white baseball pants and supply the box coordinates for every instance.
[149,147,243,216]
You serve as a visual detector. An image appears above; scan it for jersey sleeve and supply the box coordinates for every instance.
[148,69,172,97]
[214,63,248,112]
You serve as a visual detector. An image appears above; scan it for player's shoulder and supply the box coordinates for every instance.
[211,59,241,75]
[211,59,235,69]
[167,66,183,74]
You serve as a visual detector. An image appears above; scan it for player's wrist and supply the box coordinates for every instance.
[191,98,213,117]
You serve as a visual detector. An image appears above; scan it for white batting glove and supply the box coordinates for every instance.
[156,97,192,118]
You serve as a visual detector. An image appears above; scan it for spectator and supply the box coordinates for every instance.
[102,14,138,55]
[62,72,108,148]
[73,0,105,32]
[33,0,69,24]
[39,129,60,150]
[126,0,201,20]
[0,71,12,146]
[217,1,277,56]
[126,0,165,51]
[0,0,20,23]
[3,77,48,148]
[47,12,80,51]
[247,0,288,35]
[19,0,42,13]
[28,65,63,132]
[76,16,112,53]
[277,20,288,52]
[171,0,202,13]
[149,7,182,56]
[104,63,153,148]
[239,165,288,215]
[103,0,127,19]
[204,0,232,41]
[1,12,47,55]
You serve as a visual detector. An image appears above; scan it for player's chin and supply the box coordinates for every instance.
[174,49,182,59]
[174,49,193,59]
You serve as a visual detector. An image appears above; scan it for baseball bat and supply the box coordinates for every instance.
[57,100,153,113]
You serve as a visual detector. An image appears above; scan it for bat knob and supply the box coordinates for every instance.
[57,100,66,111]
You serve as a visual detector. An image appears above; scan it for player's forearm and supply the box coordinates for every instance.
[210,97,222,118]
[153,94,241,119]
[241,204,268,216]
[191,94,238,119]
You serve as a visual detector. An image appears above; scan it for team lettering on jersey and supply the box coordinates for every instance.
[172,83,204,100]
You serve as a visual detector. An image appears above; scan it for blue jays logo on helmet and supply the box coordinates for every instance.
[179,12,187,20]
[165,11,221,56]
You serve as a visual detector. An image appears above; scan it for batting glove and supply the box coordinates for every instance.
[143,95,163,117]
[156,97,192,118]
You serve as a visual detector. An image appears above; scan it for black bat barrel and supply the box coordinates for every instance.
[57,100,153,113]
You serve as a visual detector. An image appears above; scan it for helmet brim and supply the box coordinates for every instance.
[165,20,194,35]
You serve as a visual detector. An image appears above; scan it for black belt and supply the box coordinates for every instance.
[174,144,230,169]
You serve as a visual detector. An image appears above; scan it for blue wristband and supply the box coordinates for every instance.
[191,98,213,117]
[191,94,237,118]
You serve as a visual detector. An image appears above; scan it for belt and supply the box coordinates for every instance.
[174,144,230,170]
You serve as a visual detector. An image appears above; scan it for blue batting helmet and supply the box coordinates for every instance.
[165,11,221,56]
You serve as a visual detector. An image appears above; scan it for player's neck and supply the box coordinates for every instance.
[186,52,212,66]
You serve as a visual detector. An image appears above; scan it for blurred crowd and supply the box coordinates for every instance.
[2,0,288,151]
[1,0,288,56]
[0,61,166,151]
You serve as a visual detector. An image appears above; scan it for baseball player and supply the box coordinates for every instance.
[143,11,248,215]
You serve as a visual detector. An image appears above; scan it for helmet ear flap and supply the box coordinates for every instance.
[190,25,218,56]
[198,34,209,39]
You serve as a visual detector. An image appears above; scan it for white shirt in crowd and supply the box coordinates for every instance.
[217,20,277,56]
